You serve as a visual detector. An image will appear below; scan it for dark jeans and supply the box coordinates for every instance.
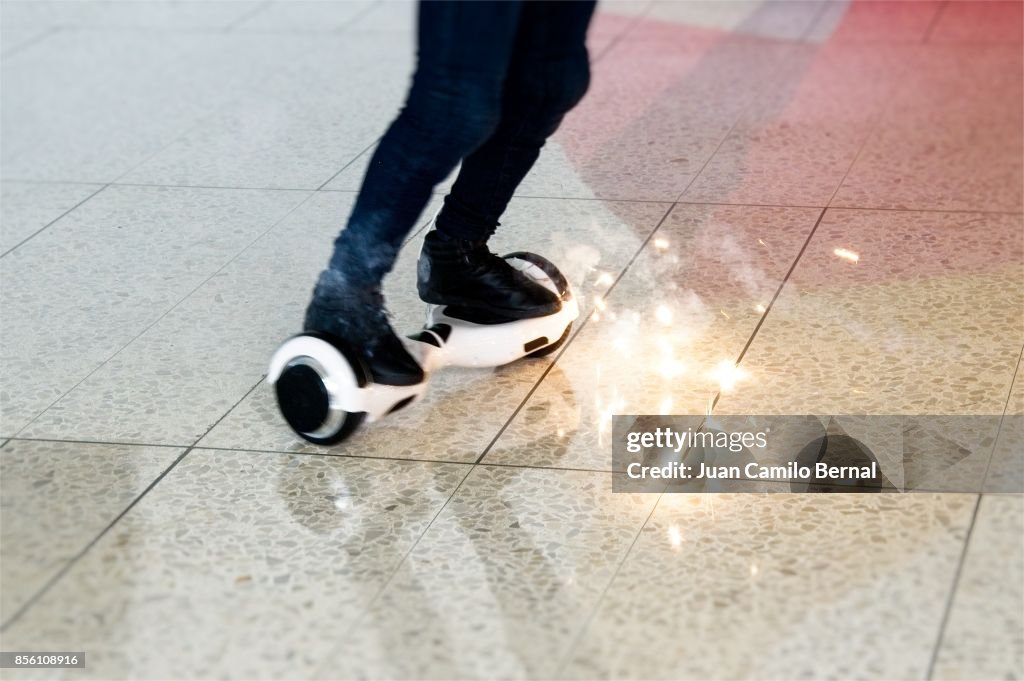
[321,0,596,290]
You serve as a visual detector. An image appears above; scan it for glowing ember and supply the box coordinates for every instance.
[655,304,673,325]
[659,359,686,379]
[710,359,747,392]
[833,247,860,263]
[668,524,682,548]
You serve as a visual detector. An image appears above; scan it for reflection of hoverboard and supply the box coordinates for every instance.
[268,253,579,445]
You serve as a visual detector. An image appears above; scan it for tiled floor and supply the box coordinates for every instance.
[1,1,1021,679]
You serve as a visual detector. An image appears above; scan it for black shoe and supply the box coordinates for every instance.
[304,271,424,387]
[417,231,561,320]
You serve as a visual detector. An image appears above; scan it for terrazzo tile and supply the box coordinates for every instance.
[833,44,1023,212]
[484,204,821,472]
[561,493,976,680]
[0,181,103,254]
[711,210,1023,493]
[233,0,374,32]
[2,31,319,182]
[716,209,1023,418]
[346,0,415,33]
[933,494,1024,680]
[315,465,659,680]
[1,186,307,437]
[0,449,468,680]
[0,0,261,30]
[0,440,183,622]
[20,191,440,445]
[322,140,459,193]
[929,0,1024,44]
[985,365,1024,493]
[683,43,909,206]
[0,25,57,56]
[640,0,823,42]
[515,35,796,201]
[805,1,940,45]
[199,198,668,459]
[0,1,96,28]
[121,33,412,190]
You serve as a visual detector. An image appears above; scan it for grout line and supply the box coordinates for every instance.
[924,492,984,680]
[926,342,1024,677]
[0,376,266,633]
[315,136,382,191]
[554,484,668,676]
[9,188,318,439]
[588,0,655,63]
[734,207,826,369]
[223,0,274,32]
[922,1,949,45]
[102,182,314,193]
[0,25,63,58]
[0,184,110,259]
[797,0,835,43]
[0,446,191,632]
[4,437,188,449]
[310,464,477,679]
[4,179,1022,216]
[473,201,678,466]
[977,341,1024,495]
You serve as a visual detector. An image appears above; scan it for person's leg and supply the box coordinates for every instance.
[417,0,596,314]
[305,1,523,384]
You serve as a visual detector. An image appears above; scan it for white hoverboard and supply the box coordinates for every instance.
[267,252,579,445]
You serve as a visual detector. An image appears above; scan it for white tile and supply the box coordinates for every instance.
[564,493,977,679]
[0,440,183,621]
[933,494,1024,680]
[21,192,443,445]
[2,31,321,182]
[122,33,413,189]
[0,450,468,679]
[234,0,374,32]
[0,0,260,29]
[0,181,103,254]
[316,466,659,680]
[2,185,308,437]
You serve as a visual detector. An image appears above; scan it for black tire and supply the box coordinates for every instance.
[527,323,572,358]
[274,342,370,446]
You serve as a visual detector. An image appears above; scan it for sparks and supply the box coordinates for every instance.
[710,359,748,392]
[668,524,682,548]
[833,247,860,263]
[655,304,673,325]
